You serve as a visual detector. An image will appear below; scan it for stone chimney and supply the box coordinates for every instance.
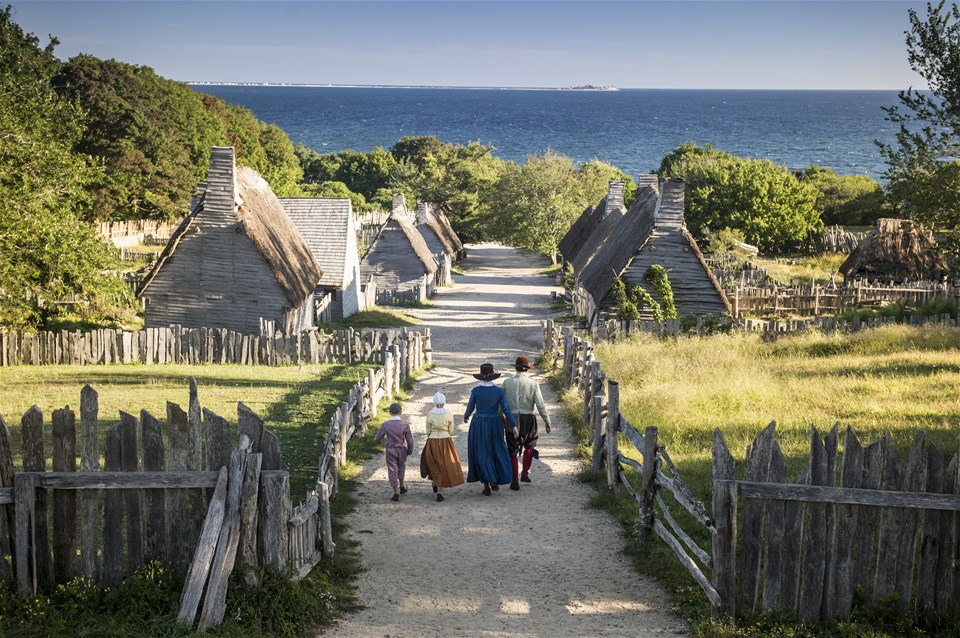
[416,202,429,224]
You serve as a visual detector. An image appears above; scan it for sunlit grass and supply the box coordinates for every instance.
[562,325,960,635]
[317,307,419,331]
[0,363,371,496]
[753,253,848,285]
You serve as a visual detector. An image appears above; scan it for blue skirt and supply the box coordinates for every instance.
[466,415,513,484]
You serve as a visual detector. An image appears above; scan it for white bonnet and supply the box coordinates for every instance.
[433,392,446,405]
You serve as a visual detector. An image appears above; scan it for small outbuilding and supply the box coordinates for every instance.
[839,218,948,282]
[360,209,438,301]
[416,202,465,261]
[578,177,731,322]
[281,197,365,323]
[138,146,322,334]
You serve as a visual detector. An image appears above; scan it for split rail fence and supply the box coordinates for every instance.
[0,325,431,368]
[0,337,426,630]
[544,321,960,624]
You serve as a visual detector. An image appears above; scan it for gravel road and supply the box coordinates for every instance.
[323,243,688,638]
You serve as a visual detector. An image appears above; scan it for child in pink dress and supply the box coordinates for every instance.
[374,402,415,501]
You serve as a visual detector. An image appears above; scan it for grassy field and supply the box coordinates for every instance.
[0,360,394,637]
[0,363,372,497]
[559,324,960,636]
[752,253,848,286]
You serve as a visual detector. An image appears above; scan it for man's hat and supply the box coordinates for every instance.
[473,362,501,381]
[514,356,532,371]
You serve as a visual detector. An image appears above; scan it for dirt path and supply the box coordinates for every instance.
[324,243,687,638]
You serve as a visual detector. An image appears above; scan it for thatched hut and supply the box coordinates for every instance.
[138,147,322,334]
[416,202,465,261]
[281,197,365,323]
[839,218,947,281]
[360,210,438,300]
[579,178,730,323]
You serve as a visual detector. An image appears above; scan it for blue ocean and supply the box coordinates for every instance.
[194,86,900,182]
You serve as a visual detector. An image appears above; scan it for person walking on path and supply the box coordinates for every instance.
[502,355,551,488]
[464,363,518,496]
[420,391,464,502]
[374,402,414,502]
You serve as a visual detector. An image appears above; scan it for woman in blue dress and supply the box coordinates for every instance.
[463,363,519,496]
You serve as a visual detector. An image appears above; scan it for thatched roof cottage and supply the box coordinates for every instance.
[839,218,948,282]
[281,197,365,323]
[138,147,322,334]
[578,178,730,322]
[360,210,438,300]
[416,202,465,261]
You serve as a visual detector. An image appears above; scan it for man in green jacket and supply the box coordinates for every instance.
[502,355,551,490]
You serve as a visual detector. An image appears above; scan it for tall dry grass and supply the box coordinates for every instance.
[593,324,960,498]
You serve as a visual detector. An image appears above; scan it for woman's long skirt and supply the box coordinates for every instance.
[466,415,513,484]
[421,437,465,488]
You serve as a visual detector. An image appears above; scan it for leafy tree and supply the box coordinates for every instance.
[577,159,638,208]
[483,151,593,262]
[796,165,888,226]
[297,145,395,201]
[0,8,130,329]
[258,124,303,196]
[300,180,367,211]
[877,0,960,259]
[55,55,224,220]
[660,143,821,252]
[389,136,506,242]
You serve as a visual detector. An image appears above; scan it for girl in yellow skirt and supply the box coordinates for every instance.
[421,392,465,501]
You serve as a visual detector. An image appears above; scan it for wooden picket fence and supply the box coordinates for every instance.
[729,280,960,318]
[0,340,425,630]
[712,423,960,622]
[0,325,431,368]
[543,323,960,624]
[582,312,956,342]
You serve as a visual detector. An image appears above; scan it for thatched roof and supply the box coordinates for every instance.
[557,203,597,263]
[139,147,322,305]
[415,202,463,256]
[579,178,731,316]
[571,178,650,273]
[376,211,439,274]
[839,218,948,281]
[577,182,660,302]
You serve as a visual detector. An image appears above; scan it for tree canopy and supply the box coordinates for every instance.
[0,8,131,329]
[659,143,821,252]
[796,165,888,226]
[877,0,960,260]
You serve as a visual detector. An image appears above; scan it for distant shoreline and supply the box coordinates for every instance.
[187,82,619,91]
[187,82,898,92]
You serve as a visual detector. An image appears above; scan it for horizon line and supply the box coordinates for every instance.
[186,81,908,92]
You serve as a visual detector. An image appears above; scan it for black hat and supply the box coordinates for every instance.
[473,362,501,381]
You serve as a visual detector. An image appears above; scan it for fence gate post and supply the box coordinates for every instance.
[637,426,659,546]
[711,428,738,619]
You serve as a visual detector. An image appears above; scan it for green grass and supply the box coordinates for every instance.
[316,307,419,331]
[558,325,960,637]
[0,363,372,498]
[753,254,848,286]
[0,361,393,637]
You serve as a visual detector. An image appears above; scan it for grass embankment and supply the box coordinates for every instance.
[0,362,390,637]
[317,307,419,331]
[557,325,960,637]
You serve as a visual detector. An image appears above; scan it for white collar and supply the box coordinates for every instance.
[479,381,495,387]
[429,407,448,414]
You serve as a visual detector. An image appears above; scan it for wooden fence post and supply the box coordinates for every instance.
[637,426,659,546]
[712,428,738,619]
[605,381,620,492]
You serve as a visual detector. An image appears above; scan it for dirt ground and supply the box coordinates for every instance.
[323,243,688,638]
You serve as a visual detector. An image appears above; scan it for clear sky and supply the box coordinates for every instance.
[7,0,930,90]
